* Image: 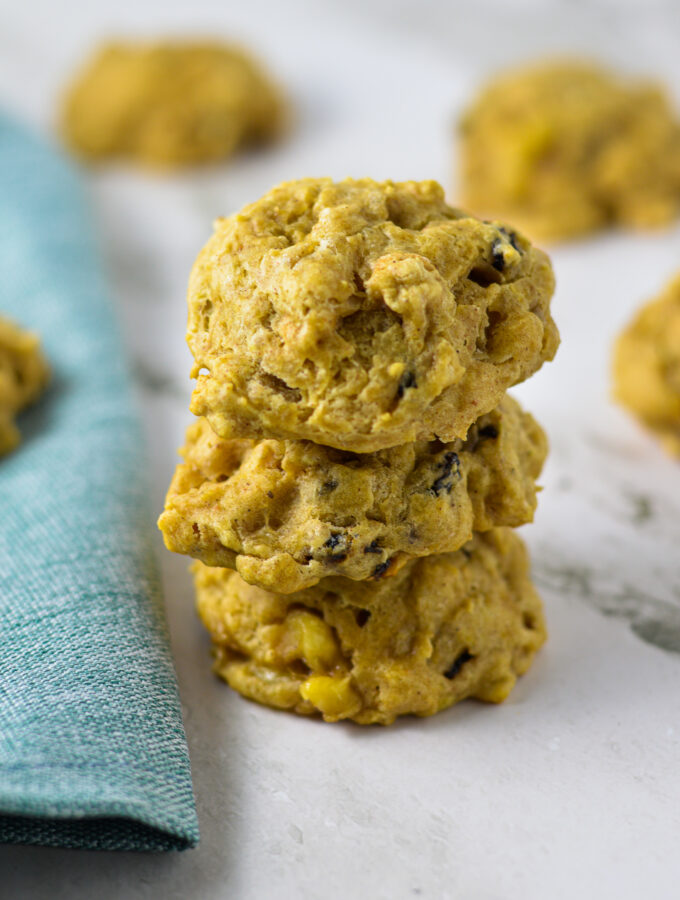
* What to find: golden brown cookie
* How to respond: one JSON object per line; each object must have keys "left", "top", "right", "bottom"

{"left": 0, "top": 317, "right": 49, "bottom": 456}
{"left": 613, "top": 273, "right": 680, "bottom": 456}
{"left": 61, "top": 41, "right": 286, "bottom": 168}
{"left": 194, "top": 527, "right": 546, "bottom": 725}
{"left": 459, "top": 60, "right": 680, "bottom": 240}
{"left": 187, "top": 178, "right": 558, "bottom": 452}
{"left": 160, "top": 395, "right": 546, "bottom": 592}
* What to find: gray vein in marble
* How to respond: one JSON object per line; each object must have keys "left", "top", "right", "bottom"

{"left": 534, "top": 560, "right": 680, "bottom": 655}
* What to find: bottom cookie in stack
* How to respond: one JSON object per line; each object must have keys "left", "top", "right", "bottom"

{"left": 194, "top": 527, "right": 546, "bottom": 725}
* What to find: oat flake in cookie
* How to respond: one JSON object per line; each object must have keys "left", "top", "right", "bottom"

{"left": 194, "top": 528, "right": 546, "bottom": 725}
{"left": 160, "top": 396, "right": 547, "bottom": 592}
{"left": 187, "top": 178, "right": 558, "bottom": 452}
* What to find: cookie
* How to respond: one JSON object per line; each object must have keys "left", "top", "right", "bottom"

{"left": 160, "top": 395, "right": 546, "bottom": 592}
{"left": 187, "top": 177, "right": 558, "bottom": 452}
{"left": 0, "top": 317, "right": 49, "bottom": 456}
{"left": 61, "top": 41, "right": 286, "bottom": 167}
{"left": 459, "top": 60, "right": 680, "bottom": 240}
{"left": 194, "top": 527, "right": 545, "bottom": 725}
{"left": 613, "top": 273, "right": 680, "bottom": 456}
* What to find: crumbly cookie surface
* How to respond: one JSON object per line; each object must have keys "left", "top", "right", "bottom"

{"left": 188, "top": 178, "right": 558, "bottom": 451}
{"left": 160, "top": 395, "right": 546, "bottom": 592}
{"left": 613, "top": 274, "right": 680, "bottom": 456}
{"left": 195, "top": 527, "right": 545, "bottom": 725}
{"left": 459, "top": 60, "right": 680, "bottom": 240}
{"left": 0, "top": 317, "right": 49, "bottom": 456}
{"left": 61, "top": 41, "right": 285, "bottom": 167}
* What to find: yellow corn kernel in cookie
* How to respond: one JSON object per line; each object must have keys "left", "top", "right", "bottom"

{"left": 300, "top": 675, "right": 361, "bottom": 720}
{"left": 275, "top": 609, "right": 341, "bottom": 672}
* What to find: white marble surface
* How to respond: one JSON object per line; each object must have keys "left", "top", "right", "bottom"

{"left": 1, "top": 1, "right": 680, "bottom": 897}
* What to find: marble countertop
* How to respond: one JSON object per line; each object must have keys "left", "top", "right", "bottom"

{"left": 1, "top": 1, "right": 679, "bottom": 897}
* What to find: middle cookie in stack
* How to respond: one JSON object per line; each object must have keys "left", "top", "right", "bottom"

{"left": 159, "top": 177, "right": 559, "bottom": 725}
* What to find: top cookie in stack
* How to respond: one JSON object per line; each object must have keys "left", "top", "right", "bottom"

{"left": 186, "top": 178, "right": 558, "bottom": 451}
{"left": 160, "top": 178, "right": 559, "bottom": 724}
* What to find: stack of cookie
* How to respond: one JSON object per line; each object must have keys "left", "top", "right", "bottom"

{"left": 159, "top": 178, "right": 559, "bottom": 724}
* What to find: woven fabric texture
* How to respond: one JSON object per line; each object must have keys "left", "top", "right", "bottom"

{"left": 0, "top": 116, "right": 199, "bottom": 852}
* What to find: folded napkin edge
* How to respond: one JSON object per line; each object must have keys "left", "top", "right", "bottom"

{"left": 0, "top": 790, "right": 199, "bottom": 847}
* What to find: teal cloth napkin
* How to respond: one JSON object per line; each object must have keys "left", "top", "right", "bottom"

{"left": 0, "top": 117, "right": 199, "bottom": 851}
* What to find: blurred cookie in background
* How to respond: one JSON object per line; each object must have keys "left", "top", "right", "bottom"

{"left": 0, "top": 316, "right": 49, "bottom": 456}
{"left": 613, "top": 273, "right": 680, "bottom": 457}
{"left": 458, "top": 60, "right": 680, "bottom": 241}
{"left": 61, "top": 40, "right": 287, "bottom": 168}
